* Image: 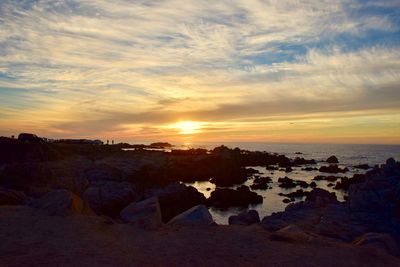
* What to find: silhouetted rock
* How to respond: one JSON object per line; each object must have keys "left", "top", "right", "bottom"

{"left": 319, "top": 165, "right": 348, "bottom": 174}
{"left": 0, "top": 187, "right": 26, "bottom": 205}
{"left": 292, "top": 157, "right": 317, "bottom": 165}
{"left": 168, "top": 205, "right": 213, "bottom": 226}
{"left": 353, "top": 164, "right": 371, "bottom": 170}
{"left": 334, "top": 174, "right": 366, "bottom": 191}
{"left": 250, "top": 177, "right": 272, "bottom": 190}
{"left": 302, "top": 167, "right": 318, "bottom": 171}
{"left": 313, "top": 175, "right": 341, "bottom": 182}
{"left": 207, "top": 185, "right": 263, "bottom": 208}
{"left": 156, "top": 184, "right": 206, "bottom": 223}
{"left": 30, "top": 189, "right": 85, "bottom": 215}
{"left": 84, "top": 164, "right": 122, "bottom": 182}
{"left": 280, "top": 189, "right": 310, "bottom": 199}
{"left": 278, "top": 177, "right": 297, "bottom": 188}
{"left": 83, "top": 181, "right": 139, "bottom": 216}
{"left": 326, "top": 155, "right": 339, "bottom": 164}
{"left": 354, "top": 232, "right": 400, "bottom": 257}
{"left": 285, "top": 167, "right": 293, "bottom": 173}
{"left": 229, "top": 210, "right": 260, "bottom": 225}
{"left": 120, "top": 197, "right": 162, "bottom": 230}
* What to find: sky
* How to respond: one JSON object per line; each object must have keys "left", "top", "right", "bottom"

{"left": 0, "top": 0, "right": 399, "bottom": 144}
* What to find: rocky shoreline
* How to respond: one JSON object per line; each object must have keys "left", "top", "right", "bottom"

{"left": 0, "top": 137, "right": 399, "bottom": 265}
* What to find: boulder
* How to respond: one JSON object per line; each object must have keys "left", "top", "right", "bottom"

{"left": 353, "top": 164, "right": 371, "bottom": 170}
{"left": 305, "top": 188, "right": 339, "bottom": 207}
{"left": 30, "top": 189, "right": 85, "bottom": 215}
{"left": 83, "top": 181, "right": 139, "bottom": 216}
{"left": 354, "top": 233, "right": 400, "bottom": 257}
{"left": 228, "top": 210, "right": 260, "bottom": 225}
{"left": 84, "top": 163, "right": 122, "bottom": 182}
{"left": 319, "top": 165, "right": 348, "bottom": 174}
{"left": 207, "top": 185, "right": 263, "bottom": 208}
{"left": 326, "top": 155, "right": 339, "bottom": 164}
{"left": 0, "top": 187, "right": 26, "bottom": 205}
{"left": 250, "top": 177, "right": 272, "bottom": 190}
{"left": 168, "top": 205, "right": 213, "bottom": 226}
{"left": 278, "top": 177, "right": 297, "bottom": 188}
{"left": 120, "top": 197, "right": 162, "bottom": 230}
{"left": 156, "top": 184, "right": 206, "bottom": 223}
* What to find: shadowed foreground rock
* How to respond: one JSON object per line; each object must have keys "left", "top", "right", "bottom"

{"left": 0, "top": 187, "right": 26, "bottom": 205}
{"left": 30, "top": 189, "right": 86, "bottom": 215}
{"left": 120, "top": 197, "right": 162, "bottom": 230}
{"left": 229, "top": 210, "right": 260, "bottom": 225}
{"left": 168, "top": 205, "right": 213, "bottom": 226}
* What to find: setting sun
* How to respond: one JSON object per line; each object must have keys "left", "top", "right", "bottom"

{"left": 173, "top": 121, "right": 203, "bottom": 135}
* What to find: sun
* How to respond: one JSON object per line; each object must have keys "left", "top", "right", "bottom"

{"left": 173, "top": 121, "right": 203, "bottom": 134}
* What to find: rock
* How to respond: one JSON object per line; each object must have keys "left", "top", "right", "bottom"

{"left": 326, "top": 155, "right": 339, "bottom": 164}
{"left": 306, "top": 188, "right": 339, "bottom": 207}
{"left": 354, "top": 233, "right": 400, "bottom": 257}
{"left": 83, "top": 181, "right": 139, "bottom": 216}
{"left": 282, "top": 198, "right": 293, "bottom": 203}
{"left": 250, "top": 177, "right": 272, "bottom": 190}
{"left": 120, "top": 197, "right": 162, "bottom": 230}
{"left": 334, "top": 174, "right": 365, "bottom": 191}
{"left": 84, "top": 163, "right": 122, "bottom": 182}
{"left": 0, "top": 187, "right": 26, "bottom": 205}
{"left": 285, "top": 167, "right": 293, "bottom": 173}
{"left": 319, "top": 165, "right": 348, "bottom": 174}
{"left": 276, "top": 224, "right": 313, "bottom": 242}
{"left": 353, "top": 164, "right": 371, "bottom": 170}
{"left": 278, "top": 177, "right": 297, "bottom": 188}
{"left": 30, "top": 189, "right": 85, "bottom": 215}
{"left": 228, "top": 210, "right": 260, "bottom": 225}
{"left": 292, "top": 157, "right": 317, "bottom": 165}
{"left": 168, "top": 205, "right": 213, "bottom": 226}
{"left": 309, "top": 182, "right": 317, "bottom": 188}
{"left": 266, "top": 165, "right": 279, "bottom": 171}
{"left": 302, "top": 167, "right": 317, "bottom": 171}
{"left": 281, "top": 189, "right": 310, "bottom": 199}
{"left": 157, "top": 184, "right": 206, "bottom": 223}
{"left": 207, "top": 185, "right": 263, "bottom": 208}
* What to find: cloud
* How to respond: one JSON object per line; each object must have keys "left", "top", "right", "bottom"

{"left": 0, "top": 0, "right": 399, "bottom": 142}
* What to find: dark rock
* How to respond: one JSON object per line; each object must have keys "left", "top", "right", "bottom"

{"left": 83, "top": 181, "right": 139, "bottom": 216}
{"left": 206, "top": 187, "right": 211, "bottom": 191}
{"left": 278, "top": 177, "right": 297, "bottom": 188}
{"left": 354, "top": 233, "right": 400, "bottom": 257}
{"left": 305, "top": 188, "right": 339, "bottom": 207}
{"left": 334, "top": 174, "right": 365, "bottom": 191}
{"left": 228, "top": 210, "right": 260, "bottom": 225}
{"left": 120, "top": 197, "right": 162, "bottom": 230}
{"left": 319, "top": 165, "right": 348, "bottom": 174}
{"left": 326, "top": 155, "right": 339, "bottom": 164}
{"left": 309, "top": 182, "right": 317, "bottom": 188}
{"left": 292, "top": 157, "right": 317, "bottom": 165}
{"left": 157, "top": 184, "right": 206, "bottom": 223}
{"left": 285, "top": 167, "right": 293, "bottom": 173}
{"left": 266, "top": 165, "right": 279, "bottom": 171}
{"left": 84, "top": 163, "right": 122, "bottom": 182}
{"left": 30, "top": 189, "right": 85, "bottom": 215}
{"left": 353, "top": 164, "right": 371, "bottom": 170}
{"left": 207, "top": 185, "right": 263, "bottom": 208}
{"left": 281, "top": 189, "right": 310, "bottom": 199}
{"left": 0, "top": 187, "right": 26, "bottom": 205}
{"left": 168, "top": 205, "right": 213, "bottom": 226}
{"left": 283, "top": 198, "right": 292, "bottom": 203}
{"left": 250, "top": 177, "right": 272, "bottom": 190}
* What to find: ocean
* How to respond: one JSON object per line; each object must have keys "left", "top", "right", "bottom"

{"left": 183, "top": 143, "right": 400, "bottom": 224}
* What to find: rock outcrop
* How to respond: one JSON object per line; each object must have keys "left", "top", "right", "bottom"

{"left": 83, "top": 181, "right": 139, "bottom": 216}
{"left": 0, "top": 187, "right": 26, "bottom": 205}
{"left": 228, "top": 210, "right": 260, "bottom": 225}
{"left": 120, "top": 197, "right": 162, "bottom": 230}
{"left": 168, "top": 205, "right": 213, "bottom": 226}
{"left": 207, "top": 185, "right": 263, "bottom": 208}
{"left": 326, "top": 155, "right": 339, "bottom": 164}
{"left": 30, "top": 189, "right": 85, "bottom": 215}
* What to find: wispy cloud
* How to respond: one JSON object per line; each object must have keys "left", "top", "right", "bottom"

{"left": 0, "top": 0, "right": 399, "bottom": 143}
